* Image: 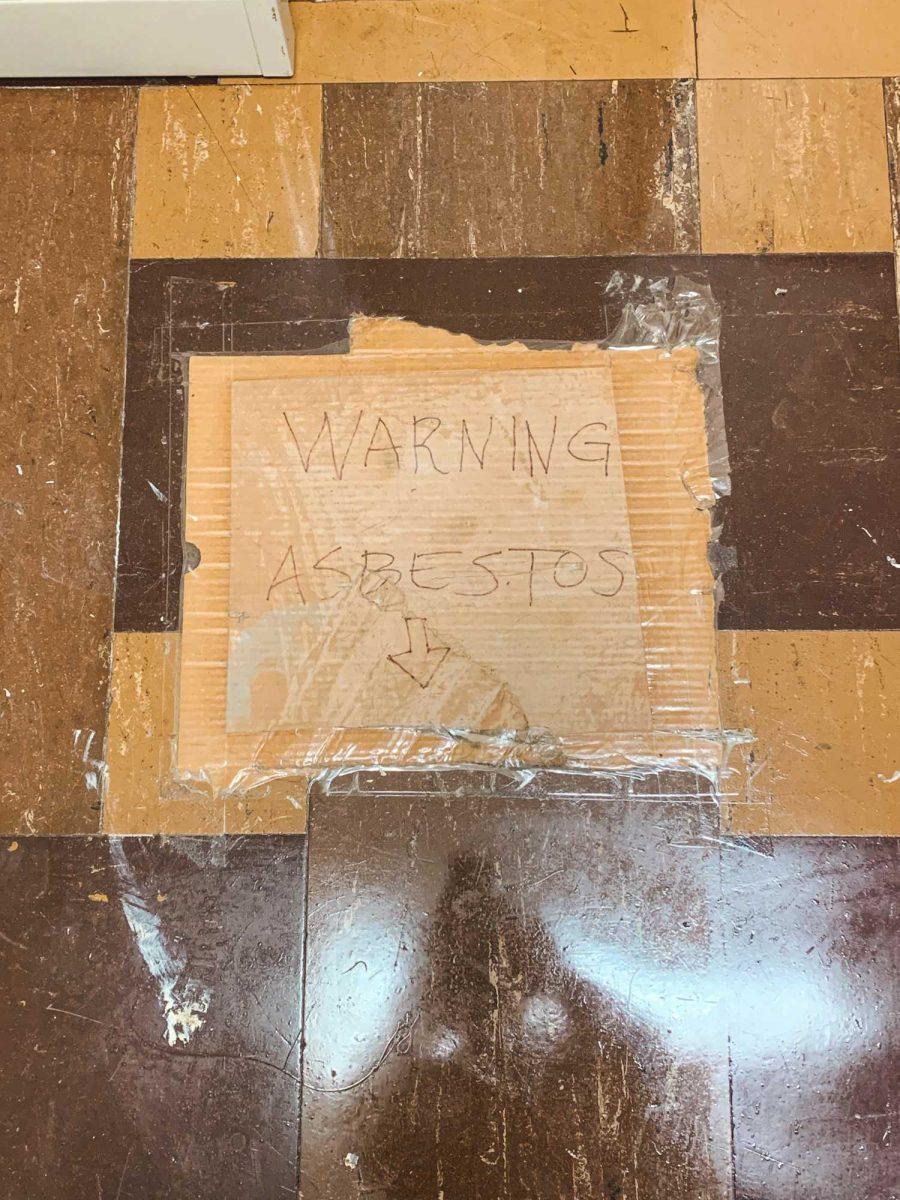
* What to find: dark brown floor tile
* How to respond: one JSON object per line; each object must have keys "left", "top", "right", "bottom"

{"left": 0, "top": 87, "right": 137, "bottom": 833}
{"left": 118, "top": 254, "right": 899, "bottom": 633}
{"left": 0, "top": 834, "right": 306, "bottom": 1199}
{"left": 320, "top": 81, "right": 699, "bottom": 258}
{"left": 724, "top": 837, "right": 900, "bottom": 1200}
{"left": 708, "top": 255, "right": 900, "bottom": 630}
{"left": 302, "top": 772, "right": 731, "bottom": 1199}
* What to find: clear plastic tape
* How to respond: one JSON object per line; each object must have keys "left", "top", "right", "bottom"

{"left": 164, "top": 273, "right": 735, "bottom": 800}
{"left": 602, "top": 272, "right": 729, "bottom": 499}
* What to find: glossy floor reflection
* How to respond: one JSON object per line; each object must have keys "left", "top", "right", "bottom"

{"left": 725, "top": 837, "right": 899, "bottom": 1200}
{"left": 0, "top": 836, "right": 306, "bottom": 1199}
{"left": 302, "top": 772, "right": 899, "bottom": 1200}
{"left": 302, "top": 773, "right": 731, "bottom": 1199}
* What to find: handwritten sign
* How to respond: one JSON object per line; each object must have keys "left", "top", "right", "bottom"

{"left": 227, "top": 361, "right": 652, "bottom": 738}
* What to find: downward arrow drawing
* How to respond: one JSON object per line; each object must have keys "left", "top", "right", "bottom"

{"left": 387, "top": 617, "right": 450, "bottom": 688}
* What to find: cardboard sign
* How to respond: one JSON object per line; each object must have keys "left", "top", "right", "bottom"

{"left": 227, "top": 360, "right": 652, "bottom": 738}
{"left": 173, "top": 319, "right": 720, "bottom": 783}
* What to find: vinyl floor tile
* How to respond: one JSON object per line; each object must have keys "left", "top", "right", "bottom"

{"left": 302, "top": 772, "right": 731, "bottom": 1200}
{"left": 0, "top": 835, "right": 306, "bottom": 1200}
{"left": 321, "top": 80, "right": 699, "bottom": 257}
{"left": 724, "top": 836, "right": 900, "bottom": 1200}
{"left": 698, "top": 79, "right": 892, "bottom": 254}
{"left": 720, "top": 630, "right": 900, "bottom": 836}
{"left": 302, "top": 772, "right": 900, "bottom": 1197}
{"left": 132, "top": 84, "right": 321, "bottom": 258}
{"left": 243, "top": 0, "right": 697, "bottom": 84}
{"left": 0, "top": 87, "right": 137, "bottom": 835}
{"left": 696, "top": 0, "right": 900, "bottom": 78}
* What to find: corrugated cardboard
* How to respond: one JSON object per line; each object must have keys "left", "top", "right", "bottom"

{"left": 228, "top": 357, "right": 649, "bottom": 737}
{"left": 176, "top": 319, "right": 721, "bottom": 785}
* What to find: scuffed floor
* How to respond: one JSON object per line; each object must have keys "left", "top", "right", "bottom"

{"left": 1, "top": 4, "right": 899, "bottom": 1196}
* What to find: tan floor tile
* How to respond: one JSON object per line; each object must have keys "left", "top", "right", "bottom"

{"left": 698, "top": 79, "right": 892, "bottom": 253}
{"left": 234, "top": 0, "right": 696, "bottom": 84}
{"left": 720, "top": 630, "right": 900, "bottom": 837}
{"left": 104, "top": 632, "right": 308, "bottom": 835}
{"left": 132, "top": 84, "right": 321, "bottom": 258}
{"left": 103, "top": 631, "right": 205, "bottom": 835}
{"left": 697, "top": 0, "right": 900, "bottom": 78}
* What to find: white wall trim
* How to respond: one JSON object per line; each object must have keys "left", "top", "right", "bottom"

{"left": 0, "top": 0, "right": 295, "bottom": 78}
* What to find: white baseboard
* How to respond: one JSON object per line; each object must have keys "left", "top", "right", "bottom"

{"left": 0, "top": 0, "right": 295, "bottom": 77}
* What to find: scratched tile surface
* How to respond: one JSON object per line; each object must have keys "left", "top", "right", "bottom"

{"left": 724, "top": 837, "right": 900, "bottom": 1200}
{"left": 132, "top": 84, "right": 321, "bottom": 258}
{"left": 0, "top": 87, "right": 137, "bottom": 835}
{"left": 237, "top": 0, "right": 698, "bottom": 84}
{"left": 302, "top": 774, "right": 900, "bottom": 1199}
{"left": 884, "top": 78, "right": 900, "bottom": 314}
{"left": 698, "top": 79, "right": 893, "bottom": 254}
{"left": 302, "top": 773, "right": 733, "bottom": 1200}
{"left": 710, "top": 254, "right": 900, "bottom": 631}
{"left": 320, "top": 81, "right": 699, "bottom": 257}
{"left": 696, "top": 0, "right": 900, "bottom": 79}
{"left": 720, "top": 631, "right": 900, "bottom": 836}
{"left": 0, "top": 835, "right": 306, "bottom": 1200}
